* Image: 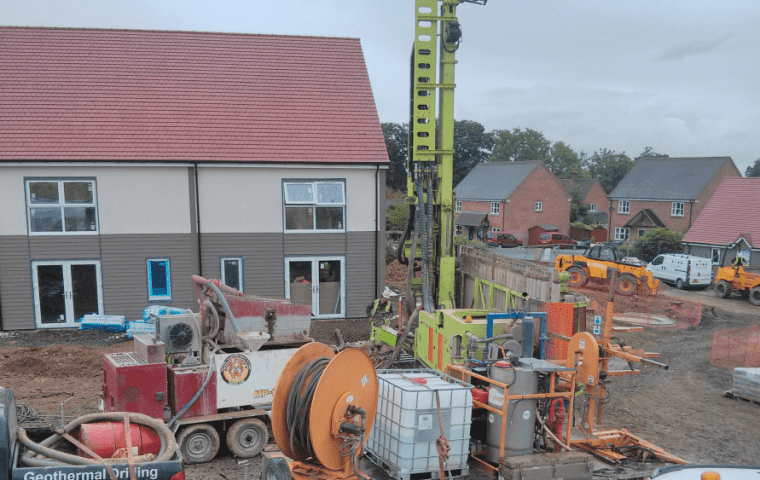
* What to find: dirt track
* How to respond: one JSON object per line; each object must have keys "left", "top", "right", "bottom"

{"left": 1, "top": 280, "right": 759, "bottom": 478}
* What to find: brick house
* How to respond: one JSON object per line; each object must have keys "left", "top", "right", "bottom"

{"left": 683, "top": 178, "right": 760, "bottom": 268}
{"left": 558, "top": 173, "right": 609, "bottom": 225}
{"left": 608, "top": 157, "right": 741, "bottom": 241}
{"left": 454, "top": 161, "right": 571, "bottom": 245}
{"left": 0, "top": 27, "right": 388, "bottom": 330}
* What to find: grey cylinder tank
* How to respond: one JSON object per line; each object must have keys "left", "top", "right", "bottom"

{"left": 485, "top": 362, "right": 539, "bottom": 462}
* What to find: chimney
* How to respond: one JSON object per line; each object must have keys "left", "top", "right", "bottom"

{"left": 570, "top": 170, "right": 578, "bottom": 181}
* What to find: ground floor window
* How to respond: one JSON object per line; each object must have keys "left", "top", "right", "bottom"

{"left": 221, "top": 257, "right": 243, "bottom": 291}
{"left": 711, "top": 248, "right": 721, "bottom": 265}
{"left": 614, "top": 227, "right": 629, "bottom": 241}
{"left": 638, "top": 229, "right": 646, "bottom": 236}
{"left": 147, "top": 258, "right": 171, "bottom": 302}
{"left": 32, "top": 260, "right": 103, "bottom": 327}
{"left": 456, "top": 225, "right": 463, "bottom": 236}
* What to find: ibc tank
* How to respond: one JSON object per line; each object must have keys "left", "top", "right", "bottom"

{"left": 485, "top": 361, "right": 538, "bottom": 461}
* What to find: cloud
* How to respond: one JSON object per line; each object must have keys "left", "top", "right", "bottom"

{"left": 656, "top": 34, "right": 734, "bottom": 62}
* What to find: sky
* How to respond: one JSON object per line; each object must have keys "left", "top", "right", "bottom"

{"left": 4, "top": 0, "right": 759, "bottom": 174}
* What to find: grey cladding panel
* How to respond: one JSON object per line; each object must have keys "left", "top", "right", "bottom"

{"left": 99, "top": 234, "right": 196, "bottom": 319}
{"left": 29, "top": 236, "right": 101, "bottom": 259}
{"left": 0, "top": 236, "right": 35, "bottom": 330}
{"left": 284, "top": 234, "right": 347, "bottom": 255}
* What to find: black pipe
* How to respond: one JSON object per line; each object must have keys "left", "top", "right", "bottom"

{"left": 375, "top": 166, "right": 379, "bottom": 297}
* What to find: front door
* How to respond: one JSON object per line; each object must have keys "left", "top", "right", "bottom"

{"left": 32, "top": 260, "right": 103, "bottom": 327}
{"left": 284, "top": 257, "right": 345, "bottom": 319}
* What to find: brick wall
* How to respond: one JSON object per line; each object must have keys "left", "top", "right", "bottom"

{"left": 584, "top": 181, "right": 608, "bottom": 215}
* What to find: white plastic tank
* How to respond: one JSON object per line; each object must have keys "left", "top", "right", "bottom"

{"left": 366, "top": 370, "right": 473, "bottom": 479}
{"left": 485, "top": 361, "right": 538, "bottom": 461}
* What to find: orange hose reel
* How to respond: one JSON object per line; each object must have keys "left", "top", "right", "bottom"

{"left": 271, "top": 343, "right": 378, "bottom": 478}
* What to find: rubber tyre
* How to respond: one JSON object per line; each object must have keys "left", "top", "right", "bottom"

{"left": 177, "top": 424, "right": 220, "bottom": 464}
{"left": 263, "top": 457, "right": 293, "bottom": 480}
{"left": 715, "top": 280, "right": 732, "bottom": 299}
{"left": 226, "top": 417, "right": 268, "bottom": 458}
{"left": 750, "top": 286, "right": 760, "bottom": 306}
{"left": 675, "top": 278, "right": 685, "bottom": 290}
{"left": 616, "top": 275, "right": 638, "bottom": 296}
{"left": 566, "top": 266, "right": 589, "bottom": 288}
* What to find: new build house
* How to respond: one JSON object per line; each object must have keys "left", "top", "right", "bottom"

{"left": 454, "top": 161, "right": 571, "bottom": 245}
{"left": 608, "top": 157, "right": 740, "bottom": 241}
{"left": 0, "top": 27, "right": 388, "bottom": 330}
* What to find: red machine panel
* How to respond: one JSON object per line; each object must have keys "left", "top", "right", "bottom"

{"left": 102, "top": 352, "right": 167, "bottom": 420}
{"left": 169, "top": 365, "right": 217, "bottom": 419}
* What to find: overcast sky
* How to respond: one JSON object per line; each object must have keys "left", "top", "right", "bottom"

{"left": 4, "top": 0, "right": 758, "bottom": 174}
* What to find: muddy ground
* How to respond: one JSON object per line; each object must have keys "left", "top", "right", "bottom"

{"left": 1, "top": 276, "right": 759, "bottom": 479}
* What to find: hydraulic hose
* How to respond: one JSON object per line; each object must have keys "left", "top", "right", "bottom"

{"left": 416, "top": 180, "right": 433, "bottom": 312}
{"left": 397, "top": 204, "right": 416, "bottom": 265}
{"left": 286, "top": 357, "right": 331, "bottom": 459}
{"left": 19, "top": 412, "right": 177, "bottom": 466}
{"left": 202, "top": 299, "right": 220, "bottom": 339}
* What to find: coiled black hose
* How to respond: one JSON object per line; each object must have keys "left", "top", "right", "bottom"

{"left": 286, "top": 356, "right": 330, "bottom": 459}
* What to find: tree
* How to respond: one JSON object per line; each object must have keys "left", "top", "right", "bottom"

{"left": 745, "top": 158, "right": 760, "bottom": 177}
{"left": 638, "top": 146, "right": 668, "bottom": 158}
{"left": 385, "top": 196, "right": 409, "bottom": 231}
{"left": 548, "top": 141, "right": 588, "bottom": 179}
{"left": 633, "top": 228, "right": 683, "bottom": 263}
{"left": 453, "top": 120, "right": 492, "bottom": 187}
{"left": 490, "top": 128, "right": 551, "bottom": 164}
{"left": 568, "top": 185, "right": 589, "bottom": 223}
{"left": 584, "top": 148, "right": 634, "bottom": 193}
{"left": 381, "top": 123, "right": 409, "bottom": 190}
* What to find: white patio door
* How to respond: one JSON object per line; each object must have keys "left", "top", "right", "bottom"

{"left": 32, "top": 260, "right": 104, "bottom": 327}
{"left": 284, "top": 256, "right": 345, "bottom": 319}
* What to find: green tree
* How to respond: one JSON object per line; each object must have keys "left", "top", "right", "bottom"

{"left": 745, "top": 158, "right": 760, "bottom": 177}
{"left": 633, "top": 228, "right": 683, "bottom": 263}
{"left": 453, "top": 120, "right": 492, "bottom": 187}
{"left": 638, "top": 146, "right": 668, "bottom": 158}
{"left": 549, "top": 141, "right": 588, "bottom": 179}
{"left": 490, "top": 128, "right": 551, "bottom": 164}
{"left": 385, "top": 196, "right": 409, "bottom": 231}
{"left": 568, "top": 185, "right": 589, "bottom": 223}
{"left": 584, "top": 148, "right": 634, "bottom": 193}
{"left": 381, "top": 123, "right": 409, "bottom": 190}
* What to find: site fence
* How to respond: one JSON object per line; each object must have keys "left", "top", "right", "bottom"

{"left": 711, "top": 325, "right": 760, "bottom": 369}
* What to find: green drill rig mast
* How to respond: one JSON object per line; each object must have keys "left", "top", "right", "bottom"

{"left": 403, "top": 0, "right": 486, "bottom": 312}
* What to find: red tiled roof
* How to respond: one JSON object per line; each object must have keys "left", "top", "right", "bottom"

{"left": 683, "top": 177, "right": 760, "bottom": 247}
{"left": 0, "top": 27, "right": 388, "bottom": 164}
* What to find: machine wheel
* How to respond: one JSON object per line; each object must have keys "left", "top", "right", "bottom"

{"left": 263, "top": 456, "right": 293, "bottom": 480}
{"left": 177, "top": 423, "right": 220, "bottom": 464}
{"left": 226, "top": 417, "right": 268, "bottom": 458}
{"left": 616, "top": 274, "right": 638, "bottom": 296}
{"left": 675, "top": 278, "right": 685, "bottom": 290}
{"left": 566, "top": 266, "right": 588, "bottom": 288}
{"left": 715, "top": 280, "right": 732, "bottom": 299}
{"left": 750, "top": 286, "right": 760, "bottom": 306}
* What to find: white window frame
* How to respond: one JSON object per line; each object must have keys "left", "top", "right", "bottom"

{"left": 588, "top": 203, "right": 597, "bottom": 212}
{"left": 614, "top": 227, "right": 630, "bottom": 241}
{"left": 488, "top": 227, "right": 500, "bottom": 233}
{"left": 147, "top": 258, "right": 172, "bottom": 302}
{"left": 455, "top": 201, "right": 462, "bottom": 213}
{"left": 671, "top": 202, "right": 684, "bottom": 217}
{"left": 25, "top": 179, "right": 99, "bottom": 235}
{"left": 490, "top": 202, "right": 500, "bottom": 215}
{"left": 535, "top": 202, "right": 543, "bottom": 212}
{"left": 455, "top": 225, "right": 463, "bottom": 236}
{"left": 618, "top": 200, "right": 630, "bottom": 214}
{"left": 220, "top": 257, "right": 244, "bottom": 292}
{"left": 283, "top": 180, "right": 346, "bottom": 233}
{"left": 711, "top": 248, "right": 721, "bottom": 266}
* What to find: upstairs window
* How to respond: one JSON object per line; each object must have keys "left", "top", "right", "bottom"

{"left": 588, "top": 203, "right": 597, "bottom": 212}
{"left": 535, "top": 202, "right": 543, "bottom": 212}
{"left": 455, "top": 201, "right": 462, "bottom": 213}
{"left": 284, "top": 181, "right": 345, "bottom": 232}
{"left": 26, "top": 179, "right": 98, "bottom": 234}
{"left": 490, "top": 202, "right": 500, "bottom": 215}
{"left": 671, "top": 202, "right": 684, "bottom": 217}
{"left": 618, "top": 200, "right": 630, "bottom": 214}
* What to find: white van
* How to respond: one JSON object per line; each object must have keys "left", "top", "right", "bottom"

{"left": 645, "top": 254, "right": 713, "bottom": 289}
